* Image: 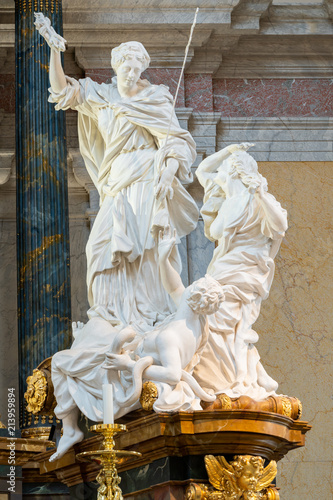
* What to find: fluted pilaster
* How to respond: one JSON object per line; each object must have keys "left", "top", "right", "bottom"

{"left": 15, "top": 0, "right": 71, "bottom": 430}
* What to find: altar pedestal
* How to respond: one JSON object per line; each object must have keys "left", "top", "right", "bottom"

{"left": 27, "top": 410, "right": 311, "bottom": 499}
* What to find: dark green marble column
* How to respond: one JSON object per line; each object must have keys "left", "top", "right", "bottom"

{"left": 15, "top": 0, "right": 71, "bottom": 431}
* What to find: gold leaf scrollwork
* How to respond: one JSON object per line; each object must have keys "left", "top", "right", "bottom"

{"left": 25, "top": 369, "right": 48, "bottom": 414}
{"left": 24, "top": 358, "right": 56, "bottom": 416}
{"left": 280, "top": 397, "right": 292, "bottom": 418}
{"left": 186, "top": 455, "right": 280, "bottom": 499}
{"left": 217, "top": 393, "right": 232, "bottom": 410}
{"left": 294, "top": 397, "right": 303, "bottom": 419}
{"left": 140, "top": 381, "right": 158, "bottom": 411}
{"left": 185, "top": 482, "right": 208, "bottom": 499}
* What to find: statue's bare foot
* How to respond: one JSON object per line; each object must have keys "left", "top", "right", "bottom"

{"left": 49, "top": 427, "right": 84, "bottom": 462}
{"left": 257, "top": 363, "right": 278, "bottom": 393}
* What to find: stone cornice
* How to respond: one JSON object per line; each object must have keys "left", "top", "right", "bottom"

{"left": 219, "top": 116, "right": 333, "bottom": 130}
{"left": 214, "top": 35, "right": 333, "bottom": 78}
{"left": 1, "top": 2, "right": 333, "bottom": 75}
{"left": 260, "top": 4, "right": 333, "bottom": 35}
{"left": 75, "top": 46, "right": 198, "bottom": 70}
{"left": 231, "top": 0, "right": 272, "bottom": 32}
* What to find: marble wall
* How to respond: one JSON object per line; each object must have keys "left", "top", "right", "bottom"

{"left": 180, "top": 159, "right": 333, "bottom": 499}
{"left": 255, "top": 161, "right": 333, "bottom": 499}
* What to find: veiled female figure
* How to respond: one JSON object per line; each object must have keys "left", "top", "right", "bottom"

{"left": 194, "top": 144, "right": 288, "bottom": 399}
{"left": 47, "top": 39, "right": 198, "bottom": 332}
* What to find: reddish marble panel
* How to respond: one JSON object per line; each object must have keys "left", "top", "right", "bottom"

{"left": 185, "top": 74, "right": 213, "bottom": 112}
{"left": 0, "top": 74, "right": 15, "bottom": 113}
{"left": 213, "top": 78, "right": 333, "bottom": 117}
{"left": 85, "top": 68, "right": 113, "bottom": 84}
{"left": 85, "top": 68, "right": 184, "bottom": 105}
{"left": 142, "top": 68, "right": 184, "bottom": 106}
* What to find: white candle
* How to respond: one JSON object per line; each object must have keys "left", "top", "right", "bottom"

{"left": 102, "top": 384, "right": 114, "bottom": 424}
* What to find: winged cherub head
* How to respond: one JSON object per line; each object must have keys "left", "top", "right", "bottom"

{"left": 231, "top": 455, "right": 264, "bottom": 494}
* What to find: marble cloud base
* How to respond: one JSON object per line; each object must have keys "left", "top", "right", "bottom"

{"left": 27, "top": 409, "right": 311, "bottom": 499}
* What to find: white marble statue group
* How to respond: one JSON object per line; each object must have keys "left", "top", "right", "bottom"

{"left": 35, "top": 14, "right": 288, "bottom": 461}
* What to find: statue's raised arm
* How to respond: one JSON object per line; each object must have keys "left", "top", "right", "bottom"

{"left": 34, "top": 13, "right": 67, "bottom": 52}
{"left": 34, "top": 13, "right": 67, "bottom": 93}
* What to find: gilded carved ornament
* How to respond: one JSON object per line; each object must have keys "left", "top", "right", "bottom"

{"left": 217, "top": 394, "right": 232, "bottom": 410}
{"left": 25, "top": 369, "right": 48, "bottom": 414}
{"left": 140, "top": 381, "right": 158, "bottom": 411}
{"left": 24, "top": 357, "right": 56, "bottom": 416}
{"left": 186, "top": 455, "right": 279, "bottom": 500}
{"left": 280, "top": 397, "right": 292, "bottom": 418}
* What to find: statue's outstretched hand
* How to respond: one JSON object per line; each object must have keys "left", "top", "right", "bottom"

{"left": 103, "top": 352, "right": 133, "bottom": 372}
{"left": 34, "top": 12, "right": 67, "bottom": 52}
{"left": 158, "top": 225, "right": 177, "bottom": 263}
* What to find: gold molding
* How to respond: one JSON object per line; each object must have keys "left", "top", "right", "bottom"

{"left": 280, "top": 398, "right": 292, "bottom": 418}
{"left": 21, "top": 426, "right": 54, "bottom": 441}
{"left": 202, "top": 394, "right": 303, "bottom": 421}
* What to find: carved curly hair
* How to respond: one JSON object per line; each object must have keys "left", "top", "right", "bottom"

{"left": 186, "top": 275, "right": 224, "bottom": 315}
{"left": 231, "top": 455, "right": 264, "bottom": 477}
{"left": 111, "top": 41, "right": 150, "bottom": 73}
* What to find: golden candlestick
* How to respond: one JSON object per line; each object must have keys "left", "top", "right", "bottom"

{"left": 77, "top": 423, "right": 141, "bottom": 500}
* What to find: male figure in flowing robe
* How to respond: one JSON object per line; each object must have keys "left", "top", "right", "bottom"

{"left": 35, "top": 15, "right": 199, "bottom": 332}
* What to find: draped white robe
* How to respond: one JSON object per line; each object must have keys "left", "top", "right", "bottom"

{"left": 49, "top": 76, "right": 199, "bottom": 332}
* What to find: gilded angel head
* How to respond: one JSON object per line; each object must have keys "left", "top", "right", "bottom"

{"left": 204, "top": 454, "right": 278, "bottom": 500}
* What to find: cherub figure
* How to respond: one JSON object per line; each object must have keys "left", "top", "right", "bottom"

{"left": 96, "top": 470, "right": 108, "bottom": 500}
{"left": 96, "top": 470, "right": 123, "bottom": 500}
{"left": 204, "top": 454, "right": 278, "bottom": 500}
{"left": 103, "top": 226, "right": 224, "bottom": 409}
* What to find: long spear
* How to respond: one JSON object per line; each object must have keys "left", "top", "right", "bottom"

{"left": 127, "top": 7, "right": 200, "bottom": 324}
